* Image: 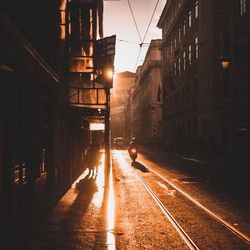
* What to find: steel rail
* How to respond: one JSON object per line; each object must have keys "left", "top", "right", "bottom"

{"left": 141, "top": 162, "right": 250, "bottom": 246}
{"left": 130, "top": 166, "right": 200, "bottom": 250}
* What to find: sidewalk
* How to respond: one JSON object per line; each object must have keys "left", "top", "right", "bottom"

{"left": 25, "top": 163, "right": 109, "bottom": 249}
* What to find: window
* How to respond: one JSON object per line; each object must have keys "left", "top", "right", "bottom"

{"left": 188, "top": 11, "right": 192, "bottom": 27}
{"left": 183, "top": 51, "right": 186, "bottom": 71}
{"left": 183, "top": 20, "right": 186, "bottom": 36}
{"left": 240, "top": 0, "right": 247, "bottom": 16}
{"left": 188, "top": 44, "right": 192, "bottom": 65}
{"left": 174, "top": 36, "right": 177, "bottom": 48}
{"left": 174, "top": 62, "right": 177, "bottom": 76}
{"left": 194, "top": 36, "right": 199, "bottom": 60}
{"left": 195, "top": 1, "right": 199, "bottom": 18}
{"left": 170, "top": 41, "right": 173, "bottom": 54}
{"left": 178, "top": 28, "right": 181, "bottom": 42}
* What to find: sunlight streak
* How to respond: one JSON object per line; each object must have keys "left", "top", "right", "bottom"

{"left": 114, "top": 150, "right": 130, "bottom": 167}
{"left": 106, "top": 159, "right": 116, "bottom": 249}
{"left": 92, "top": 153, "right": 105, "bottom": 209}
{"left": 71, "top": 168, "right": 90, "bottom": 189}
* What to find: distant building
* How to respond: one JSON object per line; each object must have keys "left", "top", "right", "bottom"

{"left": 158, "top": 0, "right": 250, "bottom": 161}
{"left": 132, "top": 39, "right": 163, "bottom": 145}
{"left": 111, "top": 71, "right": 135, "bottom": 139}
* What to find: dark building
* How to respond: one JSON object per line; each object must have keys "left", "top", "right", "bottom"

{"left": 0, "top": 0, "right": 104, "bottom": 244}
{"left": 158, "top": 0, "right": 250, "bottom": 164}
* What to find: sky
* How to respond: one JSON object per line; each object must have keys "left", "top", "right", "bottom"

{"left": 103, "top": 0, "right": 167, "bottom": 73}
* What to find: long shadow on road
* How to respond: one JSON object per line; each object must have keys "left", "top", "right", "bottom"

{"left": 132, "top": 161, "right": 149, "bottom": 173}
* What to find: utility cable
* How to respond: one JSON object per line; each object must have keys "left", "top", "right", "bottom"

{"left": 127, "top": 0, "right": 143, "bottom": 43}
{"left": 142, "top": 0, "right": 160, "bottom": 43}
{"left": 126, "top": 0, "right": 161, "bottom": 70}
{"left": 118, "top": 39, "right": 139, "bottom": 45}
{"left": 134, "top": 0, "right": 160, "bottom": 70}
{"left": 118, "top": 39, "right": 150, "bottom": 46}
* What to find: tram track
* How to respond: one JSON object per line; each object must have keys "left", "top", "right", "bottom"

{"left": 130, "top": 165, "right": 200, "bottom": 250}
{"left": 124, "top": 152, "right": 250, "bottom": 249}
{"left": 140, "top": 161, "right": 250, "bottom": 246}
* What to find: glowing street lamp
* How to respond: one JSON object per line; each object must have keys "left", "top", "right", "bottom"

{"left": 105, "top": 69, "right": 114, "bottom": 79}
{"left": 220, "top": 56, "right": 230, "bottom": 70}
{"left": 104, "top": 67, "right": 114, "bottom": 88}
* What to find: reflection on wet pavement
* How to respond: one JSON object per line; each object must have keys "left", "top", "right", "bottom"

{"left": 107, "top": 162, "right": 116, "bottom": 249}
{"left": 28, "top": 152, "right": 117, "bottom": 249}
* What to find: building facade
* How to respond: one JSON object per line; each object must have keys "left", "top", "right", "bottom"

{"left": 110, "top": 71, "right": 135, "bottom": 139}
{"left": 158, "top": 0, "right": 250, "bottom": 161}
{"left": 0, "top": 0, "right": 104, "bottom": 239}
{"left": 132, "top": 40, "right": 163, "bottom": 145}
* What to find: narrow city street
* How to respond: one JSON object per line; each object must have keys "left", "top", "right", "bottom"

{"left": 20, "top": 150, "right": 250, "bottom": 250}
{"left": 1, "top": 1, "right": 250, "bottom": 249}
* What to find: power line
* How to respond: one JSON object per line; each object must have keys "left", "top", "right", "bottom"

{"left": 126, "top": 0, "right": 161, "bottom": 70}
{"left": 127, "top": 0, "right": 142, "bottom": 43}
{"left": 142, "top": 0, "right": 160, "bottom": 43}
{"left": 118, "top": 39, "right": 150, "bottom": 46}
{"left": 118, "top": 39, "right": 139, "bottom": 45}
{"left": 133, "top": 0, "right": 160, "bottom": 70}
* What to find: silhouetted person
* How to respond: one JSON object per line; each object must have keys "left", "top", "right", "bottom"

{"left": 86, "top": 138, "right": 101, "bottom": 173}
{"left": 128, "top": 137, "right": 138, "bottom": 153}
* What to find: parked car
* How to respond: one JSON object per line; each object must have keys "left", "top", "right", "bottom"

{"left": 113, "top": 137, "right": 126, "bottom": 149}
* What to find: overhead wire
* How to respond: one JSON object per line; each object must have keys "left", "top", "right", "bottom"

{"left": 118, "top": 39, "right": 140, "bottom": 45}
{"left": 126, "top": 0, "right": 143, "bottom": 43}
{"left": 142, "top": 0, "right": 160, "bottom": 44}
{"left": 118, "top": 39, "right": 150, "bottom": 46}
{"left": 126, "top": 0, "right": 161, "bottom": 70}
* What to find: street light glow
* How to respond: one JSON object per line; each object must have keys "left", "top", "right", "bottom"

{"left": 220, "top": 56, "right": 230, "bottom": 70}
{"left": 106, "top": 69, "right": 114, "bottom": 79}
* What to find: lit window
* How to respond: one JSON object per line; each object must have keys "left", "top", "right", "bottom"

{"left": 174, "top": 37, "right": 177, "bottom": 48}
{"left": 195, "top": 1, "right": 199, "bottom": 18}
{"left": 183, "top": 20, "right": 186, "bottom": 36}
{"left": 188, "top": 44, "right": 192, "bottom": 65}
{"left": 188, "top": 11, "right": 192, "bottom": 27}
{"left": 194, "top": 36, "right": 199, "bottom": 60}
{"left": 240, "top": 0, "right": 247, "bottom": 16}
{"left": 178, "top": 28, "right": 181, "bottom": 42}
{"left": 183, "top": 51, "right": 186, "bottom": 71}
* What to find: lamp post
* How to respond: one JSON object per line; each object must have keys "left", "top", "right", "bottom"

{"left": 94, "top": 35, "right": 116, "bottom": 185}
{"left": 104, "top": 68, "right": 113, "bottom": 185}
